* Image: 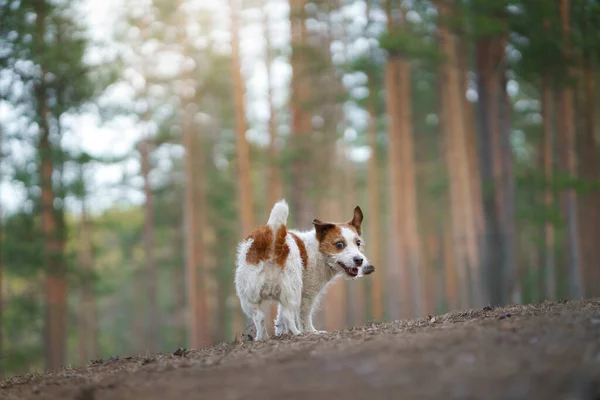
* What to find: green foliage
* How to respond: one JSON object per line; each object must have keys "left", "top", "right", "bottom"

{"left": 379, "top": 30, "right": 443, "bottom": 64}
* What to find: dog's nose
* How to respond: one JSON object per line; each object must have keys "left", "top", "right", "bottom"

{"left": 353, "top": 256, "right": 364, "bottom": 266}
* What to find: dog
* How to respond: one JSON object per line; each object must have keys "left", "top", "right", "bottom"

{"left": 235, "top": 199, "right": 375, "bottom": 340}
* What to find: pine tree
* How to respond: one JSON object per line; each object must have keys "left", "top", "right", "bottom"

{"left": 557, "top": 0, "right": 582, "bottom": 298}
{"left": 230, "top": 0, "right": 256, "bottom": 237}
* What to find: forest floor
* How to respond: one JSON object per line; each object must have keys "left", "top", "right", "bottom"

{"left": 2, "top": 298, "right": 600, "bottom": 400}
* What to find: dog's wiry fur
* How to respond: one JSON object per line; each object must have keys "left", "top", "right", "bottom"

{"left": 235, "top": 199, "right": 374, "bottom": 340}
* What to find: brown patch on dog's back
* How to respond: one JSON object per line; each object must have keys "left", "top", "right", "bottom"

{"left": 245, "top": 225, "right": 274, "bottom": 265}
{"left": 273, "top": 225, "right": 290, "bottom": 269}
{"left": 290, "top": 232, "right": 308, "bottom": 269}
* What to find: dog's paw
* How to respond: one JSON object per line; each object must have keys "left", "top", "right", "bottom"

{"left": 308, "top": 329, "right": 327, "bottom": 335}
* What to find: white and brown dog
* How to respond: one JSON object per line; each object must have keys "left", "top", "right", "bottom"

{"left": 235, "top": 199, "right": 375, "bottom": 340}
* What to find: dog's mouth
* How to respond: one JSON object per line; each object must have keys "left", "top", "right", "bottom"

{"left": 337, "top": 261, "right": 359, "bottom": 277}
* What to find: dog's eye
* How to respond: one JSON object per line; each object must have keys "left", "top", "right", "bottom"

{"left": 335, "top": 241, "right": 345, "bottom": 250}
{"left": 356, "top": 240, "right": 362, "bottom": 247}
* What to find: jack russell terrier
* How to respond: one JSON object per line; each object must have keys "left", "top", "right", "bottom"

{"left": 235, "top": 199, "right": 375, "bottom": 340}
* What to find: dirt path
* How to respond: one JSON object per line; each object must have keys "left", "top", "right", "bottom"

{"left": 2, "top": 299, "right": 600, "bottom": 400}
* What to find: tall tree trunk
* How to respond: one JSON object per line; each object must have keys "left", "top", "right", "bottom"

{"left": 77, "top": 186, "right": 95, "bottom": 366}
{"left": 364, "top": 0, "right": 384, "bottom": 322}
{"left": 0, "top": 131, "right": 3, "bottom": 376}
{"left": 263, "top": 3, "right": 282, "bottom": 207}
{"left": 36, "top": 0, "right": 67, "bottom": 370}
{"left": 557, "top": 0, "right": 582, "bottom": 298}
{"left": 140, "top": 138, "right": 159, "bottom": 351}
{"left": 182, "top": 101, "right": 205, "bottom": 348}
{"left": 174, "top": 221, "right": 187, "bottom": 345}
{"left": 366, "top": 91, "right": 384, "bottom": 320}
{"left": 459, "top": 30, "right": 484, "bottom": 241}
{"left": 577, "top": 53, "right": 599, "bottom": 298}
{"left": 289, "top": 0, "right": 313, "bottom": 228}
{"left": 384, "top": 1, "right": 412, "bottom": 319}
{"left": 396, "top": 52, "right": 424, "bottom": 317}
{"left": 458, "top": 35, "right": 485, "bottom": 303}
{"left": 0, "top": 125, "right": 3, "bottom": 373}
{"left": 475, "top": 32, "right": 513, "bottom": 306}
{"left": 541, "top": 73, "right": 556, "bottom": 300}
{"left": 230, "top": 0, "right": 255, "bottom": 237}
{"left": 438, "top": 2, "right": 481, "bottom": 308}
{"left": 176, "top": 0, "right": 209, "bottom": 348}
{"left": 193, "top": 132, "right": 212, "bottom": 344}
{"left": 499, "top": 62, "right": 519, "bottom": 304}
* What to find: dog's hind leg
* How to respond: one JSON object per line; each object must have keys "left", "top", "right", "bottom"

{"left": 274, "top": 303, "right": 287, "bottom": 336}
{"left": 277, "top": 298, "right": 301, "bottom": 336}
{"left": 242, "top": 300, "right": 268, "bottom": 341}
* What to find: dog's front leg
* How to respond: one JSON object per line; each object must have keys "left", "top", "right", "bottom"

{"left": 300, "top": 295, "right": 326, "bottom": 335}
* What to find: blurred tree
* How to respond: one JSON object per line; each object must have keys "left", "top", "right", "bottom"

{"left": 556, "top": 0, "right": 582, "bottom": 298}
{"left": 574, "top": 0, "right": 600, "bottom": 297}
{"left": 383, "top": 0, "right": 413, "bottom": 319}
{"left": 288, "top": 0, "right": 314, "bottom": 228}
{"left": 363, "top": 0, "right": 385, "bottom": 321}
{"left": 263, "top": 1, "right": 282, "bottom": 208}
{"left": 471, "top": 0, "right": 518, "bottom": 306}
{"left": 230, "top": 0, "right": 256, "bottom": 238}
{"left": 437, "top": 0, "right": 483, "bottom": 308}
{"left": 0, "top": 0, "right": 105, "bottom": 369}
{"left": 74, "top": 157, "right": 98, "bottom": 366}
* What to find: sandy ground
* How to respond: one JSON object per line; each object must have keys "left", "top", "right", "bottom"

{"left": 2, "top": 298, "right": 600, "bottom": 400}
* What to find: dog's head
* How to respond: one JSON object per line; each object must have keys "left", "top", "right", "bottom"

{"left": 313, "top": 206, "right": 375, "bottom": 279}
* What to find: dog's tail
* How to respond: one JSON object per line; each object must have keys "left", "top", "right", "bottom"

{"left": 267, "top": 199, "right": 288, "bottom": 231}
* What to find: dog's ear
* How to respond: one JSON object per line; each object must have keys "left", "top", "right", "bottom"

{"left": 348, "top": 206, "right": 363, "bottom": 235}
{"left": 313, "top": 218, "right": 336, "bottom": 241}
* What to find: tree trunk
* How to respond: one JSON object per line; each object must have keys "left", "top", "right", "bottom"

{"left": 438, "top": 2, "right": 481, "bottom": 308}
{"left": 77, "top": 187, "right": 95, "bottom": 366}
{"left": 384, "top": 1, "right": 412, "bottom": 319}
{"left": 289, "top": 0, "right": 313, "bottom": 228}
{"left": 475, "top": 33, "right": 512, "bottom": 306}
{"left": 36, "top": 0, "right": 67, "bottom": 370}
{"left": 458, "top": 35, "right": 485, "bottom": 303}
{"left": 263, "top": 3, "right": 282, "bottom": 207}
{"left": 193, "top": 131, "right": 212, "bottom": 344}
{"left": 230, "top": 0, "right": 255, "bottom": 237}
{"left": 0, "top": 125, "right": 3, "bottom": 373}
{"left": 499, "top": 62, "right": 519, "bottom": 304}
{"left": 577, "top": 53, "right": 599, "bottom": 298}
{"left": 182, "top": 101, "right": 205, "bottom": 348}
{"left": 557, "top": 0, "right": 583, "bottom": 299}
{"left": 396, "top": 52, "right": 424, "bottom": 317}
{"left": 366, "top": 92, "right": 384, "bottom": 321}
{"left": 575, "top": 7, "right": 600, "bottom": 298}
{"left": 364, "top": 0, "right": 383, "bottom": 323}
{"left": 442, "top": 216, "right": 458, "bottom": 310}
{"left": 140, "top": 138, "right": 159, "bottom": 351}
{"left": 541, "top": 73, "right": 556, "bottom": 300}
